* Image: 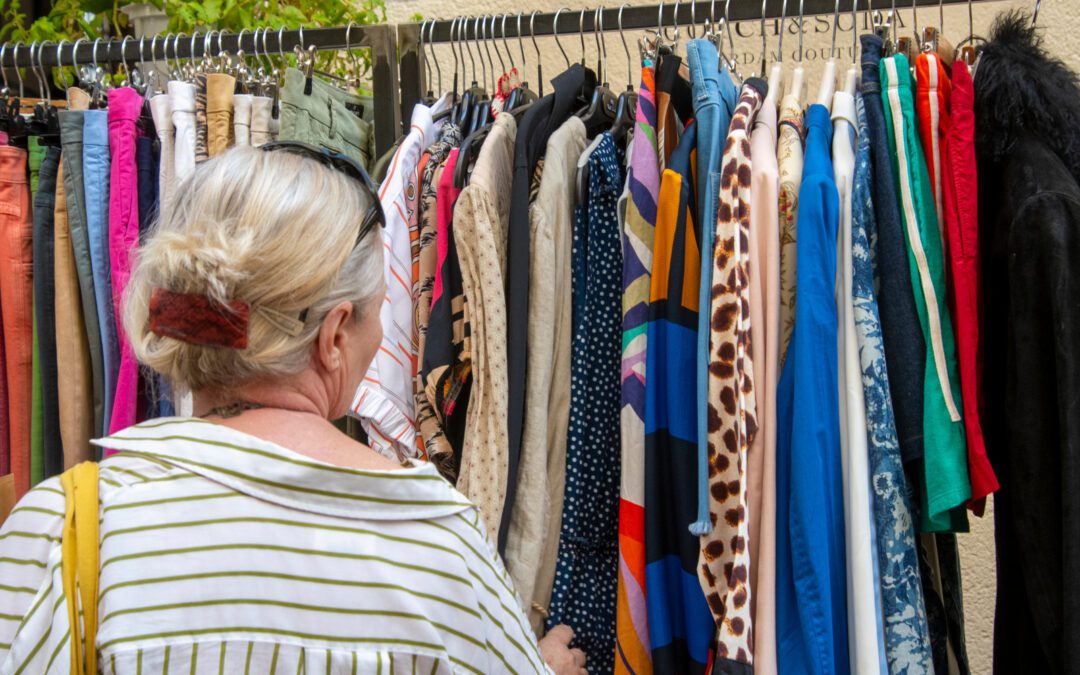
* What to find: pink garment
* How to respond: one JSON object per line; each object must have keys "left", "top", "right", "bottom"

{"left": 432, "top": 148, "right": 462, "bottom": 306}
{"left": 106, "top": 87, "right": 145, "bottom": 437}
{"left": 749, "top": 98, "right": 781, "bottom": 675}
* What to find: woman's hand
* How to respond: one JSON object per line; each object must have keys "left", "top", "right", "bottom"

{"left": 539, "top": 624, "right": 588, "bottom": 675}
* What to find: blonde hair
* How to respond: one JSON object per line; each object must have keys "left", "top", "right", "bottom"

{"left": 124, "top": 146, "right": 384, "bottom": 393}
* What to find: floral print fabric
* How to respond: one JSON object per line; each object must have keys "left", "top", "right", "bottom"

{"left": 853, "top": 93, "right": 934, "bottom": 675}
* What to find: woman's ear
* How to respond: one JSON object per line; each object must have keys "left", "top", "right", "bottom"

{"left": 316, "top": 301, "right": 356, "bottom": 373}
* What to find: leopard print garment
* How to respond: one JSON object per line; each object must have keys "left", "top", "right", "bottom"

{"left": 701, "top": 80, "right": 765, "bottom": 665}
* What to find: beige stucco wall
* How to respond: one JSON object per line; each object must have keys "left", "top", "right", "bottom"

{"left": 382, "top": 1, "right": 1080, "bottom": 672}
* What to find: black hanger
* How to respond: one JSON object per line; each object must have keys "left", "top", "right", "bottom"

{"left": 609, "top": 85, "right": 637, "bottom": 142}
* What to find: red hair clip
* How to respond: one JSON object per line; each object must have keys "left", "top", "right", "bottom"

{"left": 149, "top": 288, "right": 251, "bottom": 349}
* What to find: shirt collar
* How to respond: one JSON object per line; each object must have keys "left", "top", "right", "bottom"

{"left": 94, "top": 418, "right": 474, "bottom": 521}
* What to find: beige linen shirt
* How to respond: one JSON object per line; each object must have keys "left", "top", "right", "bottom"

{"left": 504, "top": 116, "right": 586, "bottom": 633}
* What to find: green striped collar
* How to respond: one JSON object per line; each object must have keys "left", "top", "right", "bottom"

{"left": 93, "top": 418, "right": 475, "bottom": 521}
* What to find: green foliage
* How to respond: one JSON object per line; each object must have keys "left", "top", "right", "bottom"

{"left": 1, "top": 0, "right": 387, "bottom": 92}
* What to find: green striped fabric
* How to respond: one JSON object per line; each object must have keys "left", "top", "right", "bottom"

{"left": 0, "top": 418, "right": 550, "bottom": 674}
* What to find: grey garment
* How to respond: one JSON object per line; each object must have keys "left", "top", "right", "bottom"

{"left": 58, "top": 111, "right": 105, "bottom": 439}
{"left": 505, "top": 116, "right": 587, "bottom": 635}
{"left": 277, "top": 68, "right": 375, "bottom": 169}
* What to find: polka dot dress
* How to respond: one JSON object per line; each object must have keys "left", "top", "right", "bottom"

{"left": 546, "top": 132, "right": 626, "bottom": 675}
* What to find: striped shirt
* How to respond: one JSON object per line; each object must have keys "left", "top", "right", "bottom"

{"left": 351, "top": 99, "right": 448, "bottom": 462}
{"left": 0, "top": 418, "right": 549, "bottom": 674}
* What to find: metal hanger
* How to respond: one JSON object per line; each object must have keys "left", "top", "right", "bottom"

{"left": 492, "top": 15, "right": 507, "bottom": 82}
{"left": 956, "top": 0, "right": 984, "bottom": 65}
{"left": 419, "top": 20, "right": 434, "bottom": 102}
{"left": 531, "top": 11, "right": 544, "bottom": 96}
{"left": 579, "top": 7, "right": 589, "bottom": 68}
{"left": 720, "top": 0, "right": 742, "bottom": 84}
{"left": 55, "top": 40, "right": 70, "bottom": 92}
{"left": 554, "top": 8, "right": 572, "bottom": 69}
{"left": 609, "top": 3, "right": 639, "bottom": 141}
{"left": 764, "top": 0, "right": 786, "bottom": 105}
{"left": 815, "top": 0, "right": 839, "bottom": 108}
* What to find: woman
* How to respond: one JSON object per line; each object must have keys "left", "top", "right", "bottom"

{"left": 0, "top": 145, "right": 586, "bottom": 674}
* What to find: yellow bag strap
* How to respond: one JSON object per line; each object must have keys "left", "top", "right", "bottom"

{"left": 59, "top": 462, "right": 100, "bottom": 675}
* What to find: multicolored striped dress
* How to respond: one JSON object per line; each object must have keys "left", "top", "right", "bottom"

{"left": 615, "top": 64, "right": 659, "bottom": 675}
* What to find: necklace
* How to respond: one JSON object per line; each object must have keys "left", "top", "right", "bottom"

{"left": 201, "top": 402, "right": 268, "bottom": 419}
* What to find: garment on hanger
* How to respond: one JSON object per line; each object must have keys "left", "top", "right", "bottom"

{"left": 250, "top": 96, "right": 273, "bottom": 147}
{"left": 881, "top": 54, "right": 970, "bottom": 534}
{"left": 416, "top": 123, "right": 464, "bottom": 476}
{"left": 206, "top": 73, "right": 236, "bottom": 157}
{"left": 194, "top": 73, "right": 210, "bottom": 162}
{"left": 107, "top": 87, "right": 145, "bottom": 436}
{"left": 422, "top": 147, "right": 471, "bottom": 482}
{"left": 687, "top": 40, "right": 735, "bottom": 534}
{"left": 614, "top": 61, "right": 659, "bottom": 675}
{"left": 851, "top": 90, "right": 935, "bottom": 674}
{"left": 351, "top": 101, "right": 444, "bottom": 461}
{"left": 51, "top": 162, "right": 95, "bottom": 469}
{"left": 694, "top": 63, "right": 739, "bottom": 542}
{"left": 505, "top": 63, "right": 588, "bottom": 552}
{"left": 775, "top": 102, "right": 849, "bottom": 675}
{"left": 702, "top": 78, "right": 765, "bottom": 669}
{"left": 654, "top": 53, "right": 688, "bottom": 170}
{"left": 506, "top": 115, "right": 585, "bottom": 634}
{"left": 832, "top": 86, "right": 886, "bottom": 674}
{"left": 59, "top": 110, "right": 105, "bottom": 442}
{"left": 776, "top": 88, "right": 804, "bottom": 366}
{"left": 233, "top": 93, "right": 253, "bottom": 147}
{"left": 150, "top": 95, "right": 176, "bottom": 217}
{"left": 974, "top": 13, "right": 1080, "bottom": 673}
{"left": 860, "top": 36, "right": 928, "bottom": 503}
{"left": 169, "top": 80, "right": 197, "bottom": 183}
{"left": 547, "top": 131, "right": 624, "bottom": 675}
{"left": 0, "top": 145, "right": 32, "bottom": 497}
{"left": 83, "top": 109, "right": 119, "bottom": 443}
{"left": 644, "top": 119, "right": 711, "bottom": 674}
{"left": 915, "top": 53, "right": 950, "bottom": 236}
{"left": 939, "top": 59, "right": 998, "bottom": 511}
{"left": 452, "top": 112, "right": 516, "bottom": 541}
{"left": 278, "top": 68, "right": 374, "bottom": 169}
{"left": 748, "top": 75, "right": 781, "bottom": 675}
{"left": 32, "top": 144, "right": 62, "bottom": 478}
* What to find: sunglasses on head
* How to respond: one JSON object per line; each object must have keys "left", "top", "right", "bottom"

{"left": 259, "top": 140, "right": 385, "bottom": 247}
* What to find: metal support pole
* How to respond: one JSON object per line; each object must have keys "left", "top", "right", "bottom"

{"left": 397, "top": 22, "right": 423, "bottom": 137}
{"left": 365, "top": 23, "right": 402, "bottom": 158}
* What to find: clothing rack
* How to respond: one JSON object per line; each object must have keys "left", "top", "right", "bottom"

{"left": 397, "top": 0, "right": 994, "bottom": 130}
{"left": 0, "top": 26, "right": 403, "bottom": 157}
{"left": 1, "top": 0, "right": 997, "bottom": 159}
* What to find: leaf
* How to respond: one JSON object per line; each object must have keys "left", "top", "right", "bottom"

{"left": 201, "top": 0, "right": 222, "bottom": 25}
{"left": 78, "top": 0, "right": 114, "bottom": 16}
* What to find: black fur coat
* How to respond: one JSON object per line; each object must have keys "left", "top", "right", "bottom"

{"left": 974, "top": 11, "right": 1080, "bottom": 675}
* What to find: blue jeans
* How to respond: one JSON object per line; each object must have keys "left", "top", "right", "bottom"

{"left": 83, "top": 110, "right": 119, "bottom": 435}
{"left": 686, "top": 39, "right": 739, "bottom": 532}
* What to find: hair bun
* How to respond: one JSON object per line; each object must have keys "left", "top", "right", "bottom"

{"left": 155, "top": 228, "right": 253, "bottom": 302}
